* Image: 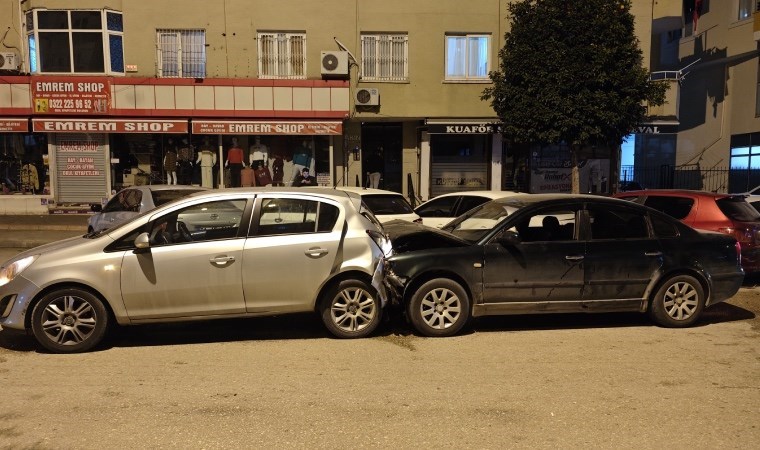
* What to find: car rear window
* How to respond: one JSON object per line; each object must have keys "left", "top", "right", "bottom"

{"left": 716, "top": 196, "right": 760, "bottom": 222}
{"left": 362, "top": 194, "right": 414, "bottom": 215}
{"left": 643, "top": 196, "right": 694, "bottom": 220}
{"left": 151, "top": 189, "right": 204, "bottom": 207}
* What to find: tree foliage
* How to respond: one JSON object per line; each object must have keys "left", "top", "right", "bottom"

{"left": 483, "top": 0, "right": 667, "bottom": 155}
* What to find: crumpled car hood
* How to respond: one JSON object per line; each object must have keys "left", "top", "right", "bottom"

{"left": 382, "top": 219, "right": 470, "bottom": 254}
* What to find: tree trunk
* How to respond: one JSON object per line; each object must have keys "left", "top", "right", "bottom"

{"left": 571, "top": 147, "right": 580, "bottom": 194}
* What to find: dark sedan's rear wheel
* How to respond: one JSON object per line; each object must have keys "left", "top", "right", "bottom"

{"left": 649, "top": 275, "right": 705, "bottom": 328}
{"left": 408, "top": 278, "right": 470, "bottom": 337}
{"left": 320, "top": 279, "right": 381, "bottom": 338}
{"left": 31, "top": 288, "right": 109, "bottom": 353}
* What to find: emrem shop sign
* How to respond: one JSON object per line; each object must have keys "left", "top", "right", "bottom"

{"left": 32, "top": 76, "right": 111, "bottom": 115}
{"left": 32, "top": 119, "right": 189, "bottom": 133}
{"left": 192, "top": 120, "right": 342, "bottom": 135}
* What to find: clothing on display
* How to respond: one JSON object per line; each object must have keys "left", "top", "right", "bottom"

{"left": 271, "top": 156, "right": 284, "bottom": 186}
{"left": 226, "top": 139, "right": 245, "bottom": 187}
{"left": 20, "top": 164, "right": 40, "bottom": 192}
{"left": 249, "top": 137, "right": 269, "bottom": 169}
{"left": 240, "top": 167, "right": 254, "bottom": 187}
{"left": 254, "top": 165, "right": 273, "bottom": 186}
{"left": 196, "top": 140, "right": 217, "bottom": 188}
{"left": 163, "top": 148, "right": 178, "bottom": 185}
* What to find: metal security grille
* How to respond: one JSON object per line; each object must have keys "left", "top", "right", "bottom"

{"left": 156, "top": 29, "right": 206, "bottom": 78}
{"left": 257, "top": 32, "right": 306, "bottom": 79}
{"left": 361, "top": 34, "right": 408, "bottom": 81}
{"left": 54, "top": 133, "right": 107, "bottom": 203}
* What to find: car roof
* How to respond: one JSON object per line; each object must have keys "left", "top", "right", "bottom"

{"left": 334, "top": 186, "right": 406, "bottom": 196}
{"left": 614, "top": 189, "right": 737, "bottom": 199}
{"left": 422, "top": 190, "right": 519, "bottom": 201}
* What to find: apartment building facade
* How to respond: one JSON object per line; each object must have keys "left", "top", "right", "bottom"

{"left": 0, "top": 0, "right": 687, "bottom": 213}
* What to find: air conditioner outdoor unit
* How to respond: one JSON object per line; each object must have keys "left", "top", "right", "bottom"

{"left": 320, "top": 51, "right": 349, "bottom": 76}
{"left": 355, "top": 88, "right": 379, "bottom": 106}
{"left": 0, "top": 52, "right": 18, "bottom": 70}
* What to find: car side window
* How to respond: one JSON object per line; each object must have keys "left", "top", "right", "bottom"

{"left": 509, "top": 208, "right": 577, "bottom": 242}
{"left": 102, "top": 191, "right": 128, "bottom": 213}
{"left": 165, "top": 199, "right": 247, "bottom": 244}
{"left": 253, "top": 198, "right": 320, "bottom": 236}
{"left": 644, "top": 196, "right": 694, "bottom": 220}
{"left": 317, "top": 203, "right": 340, "bottom": 232}
{"left": 587, "top": 205, "right": 649, "bottom": 240}
{"left": 650, "top": 214, "right": 679, "bottom": 238}
{"left": 455, "top": 196, "right": 491, "bottom": 216}
{"left": 415, "top": 196, "right": 459, "bottom": 217}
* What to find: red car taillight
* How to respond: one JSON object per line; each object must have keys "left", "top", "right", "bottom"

{"left": 718, "top": 225, "right": 760, "bottom": 245}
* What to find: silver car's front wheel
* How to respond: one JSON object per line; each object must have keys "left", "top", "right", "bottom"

{"left": 31, "top": 288, "right": 109, "bottom": 353}
{"left": 408, "top": 278, "right": 471, "bottom": 337}
{"left": 320, "top": 279, "right": 381, "bottom": 338}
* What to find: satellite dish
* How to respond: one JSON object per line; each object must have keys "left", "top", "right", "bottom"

{"left": 334, "top": 37, "right": 358, "bottom": 65}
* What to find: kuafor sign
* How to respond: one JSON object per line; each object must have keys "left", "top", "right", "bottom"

{"left": 0, "top": 118, "right": 28, "bottom": 132}
{"left": 192, "top": 120, "right": 342, "bottom": 135}
{"left": 32, "top": 119, "right": 189, "bottom": 133}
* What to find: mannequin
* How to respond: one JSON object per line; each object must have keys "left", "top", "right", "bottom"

{"left": 249, "top": 136, "right": 269, "bottom": 169}
{"left": 225, "top": 137, "right": 245, "bottom": 187}
{"left": 253, "top": 161, "right": 273, "bottom": 186}
{"left": 177, "top": 137, "right": 194, "bottom": 185}
{"left": 270, "top": 153, "right": 284, "bottom": 186}
{"left": 163, "top": 138, "right": 178, "bottom": 185}
{"left": 196, "top": 136, "right": 217, "bottom": 188}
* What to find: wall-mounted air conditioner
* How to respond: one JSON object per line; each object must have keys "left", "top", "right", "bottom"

{"left": 0, "top": 52, "right": 18, "bottom": 70}
{"left": 355, "top": 88, "right": 379, "bottom": 106}
{"left": 321, "top": 51, "right": 349, "bottom": 76}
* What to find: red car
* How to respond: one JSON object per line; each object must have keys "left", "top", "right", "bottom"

{"left": 613, "top": 189, "right": 760, "bottom": 272}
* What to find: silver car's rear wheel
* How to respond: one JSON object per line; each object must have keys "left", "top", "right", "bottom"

{"left": 649, "top": 275, "right": 705, "bottom": 328}
{"left": 321, "top": 279, "right": 381, "bottom": 338}
{"left": 408, "top": 278, "right": 470, "bottom": 337}
{"left": 31, "top": 288, "right": 108, "bottom": 353}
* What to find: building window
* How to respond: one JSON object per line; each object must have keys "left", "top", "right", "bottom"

{"left": 257, "top": 32, "right": 306, "bottom": 79}
{"left": 445, "top": 34, "right": 490, "bottom": 81}
{"left": 360, "top": 34, "right": 408, "bottom": 82}
{"left": 156, "top": 29, "right": 206, "bottom": 78}
{"left": 25, "top": 9, "right": 124, "bottom": 75}
{"left": 738, "top": 0, "right": 756, "bottom": 20}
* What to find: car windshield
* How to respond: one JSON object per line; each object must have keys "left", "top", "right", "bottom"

{"left": 150, "top": 189, "right": 205, "bottom": 207}
{"left": 442, "top": 200, "right": 518, "bottom": 242}
{"left": 362, "top": 194, "right": 414, "bottom": 215}
{"left": 717, "top": 196, "right": 760, "bottom": 222}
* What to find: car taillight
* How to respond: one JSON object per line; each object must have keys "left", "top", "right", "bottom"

{"left": 736, "top": 241, "right": 742, "bottom": 266}
{"left": 719, "top": 225, "right": 760, "bottom": 245}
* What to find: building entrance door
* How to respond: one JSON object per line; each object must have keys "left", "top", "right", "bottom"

{"left": 361, "top": 123, "right": 402, "bottom": 192}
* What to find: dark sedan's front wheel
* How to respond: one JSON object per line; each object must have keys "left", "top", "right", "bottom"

{"left": 31, "top": 288, "right": 109, "bottom": 353}
{"left": 408, "top": 278, "right": 470, "bottom": 337}
{"left": 321, "top": 279, "right": 381, "bottom": 338}
{"left": 649, "top": 275, "right": 705, "bottom": 328}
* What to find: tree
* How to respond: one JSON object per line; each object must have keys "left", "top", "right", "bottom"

{"left": 482, "top": 0, "right": 667, "bottom": 193}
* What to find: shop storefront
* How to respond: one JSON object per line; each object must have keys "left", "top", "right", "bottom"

{"left": 425, "top": 121, "right": 496, "bottom": 198}
{"left": 0, "top": 75, "right": 349, "bottom": 212}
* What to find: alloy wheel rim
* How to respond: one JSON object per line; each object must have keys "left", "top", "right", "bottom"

{"left": 420, "top": 288, "right": 461, "bottom": 330}
{"left": 40, "top": 295, "right": 97, "bottom": 346}
{"left": 663, "top": 281, "right": 699, "bottom": 321}
{"left": 331, "top": 287, "right": 376, "bottom": 332}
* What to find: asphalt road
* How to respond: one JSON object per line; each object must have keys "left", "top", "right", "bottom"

{"left": 0, "top": 247, "right": 758, "bottom": 449}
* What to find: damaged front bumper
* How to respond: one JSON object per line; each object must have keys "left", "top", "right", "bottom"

{"left": 381, "top": 265, "right": 407, "bottom": 307}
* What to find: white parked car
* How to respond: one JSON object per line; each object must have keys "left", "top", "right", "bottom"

{"left": 414, "top": 190, "right": 520, "bottom": 228}
{"left": 335, "top": 186, "right": 421, "bottom": 223}
{"left": 88, "top": 185, "right": 208, "bottom": 232}
{"left": 737, "top": 184, "right": 760, "bottom": 212}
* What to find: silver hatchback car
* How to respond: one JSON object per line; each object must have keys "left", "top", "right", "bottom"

{"left": 0, "top": 188, "right": 390, "bottom": 353}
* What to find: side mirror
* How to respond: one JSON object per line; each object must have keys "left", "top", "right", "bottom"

{"left": 134, "top": 232, "right": 151, "bottom": 249}
{"left": 496, "top": 230, "right": 521, "bottom": 247}
{"left": 91, "top": 204, "right": 102, "bottom": 212}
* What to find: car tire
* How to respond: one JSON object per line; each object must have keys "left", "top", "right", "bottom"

{"left": 649, "top": 275, "right": 705, "bottom": 328}
{"left": 320, "top": 279, "right": 381, "bottom": 339}
{"left": 31, "top": 288, "right": 109, "bottom": 353}
{"left": 408, "top": 278, "right": 470, "bottom": 337}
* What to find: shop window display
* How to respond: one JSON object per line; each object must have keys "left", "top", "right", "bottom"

{"left": 0, "top": 133, "right": 48, "bottom": 195}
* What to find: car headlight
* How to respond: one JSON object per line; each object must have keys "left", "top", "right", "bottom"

{"left": 0, "top": 255, "right": 38, "bottom": 288}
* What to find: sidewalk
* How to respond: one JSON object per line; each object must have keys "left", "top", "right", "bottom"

{"left": 0, "top": 214, "right": 90, "bottom": 249}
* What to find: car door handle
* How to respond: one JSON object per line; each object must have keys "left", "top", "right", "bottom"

{"left": 209, "top": 256, "right": 236, "bottom": 265}
{"left": 645, "top": 251, "right": 662, "bottom": 257}
{"left": 565, "top": 255, "right": 584, "bottom": 261}
{"left": 305, "top": 247, "right": 329, "bottom": 257}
